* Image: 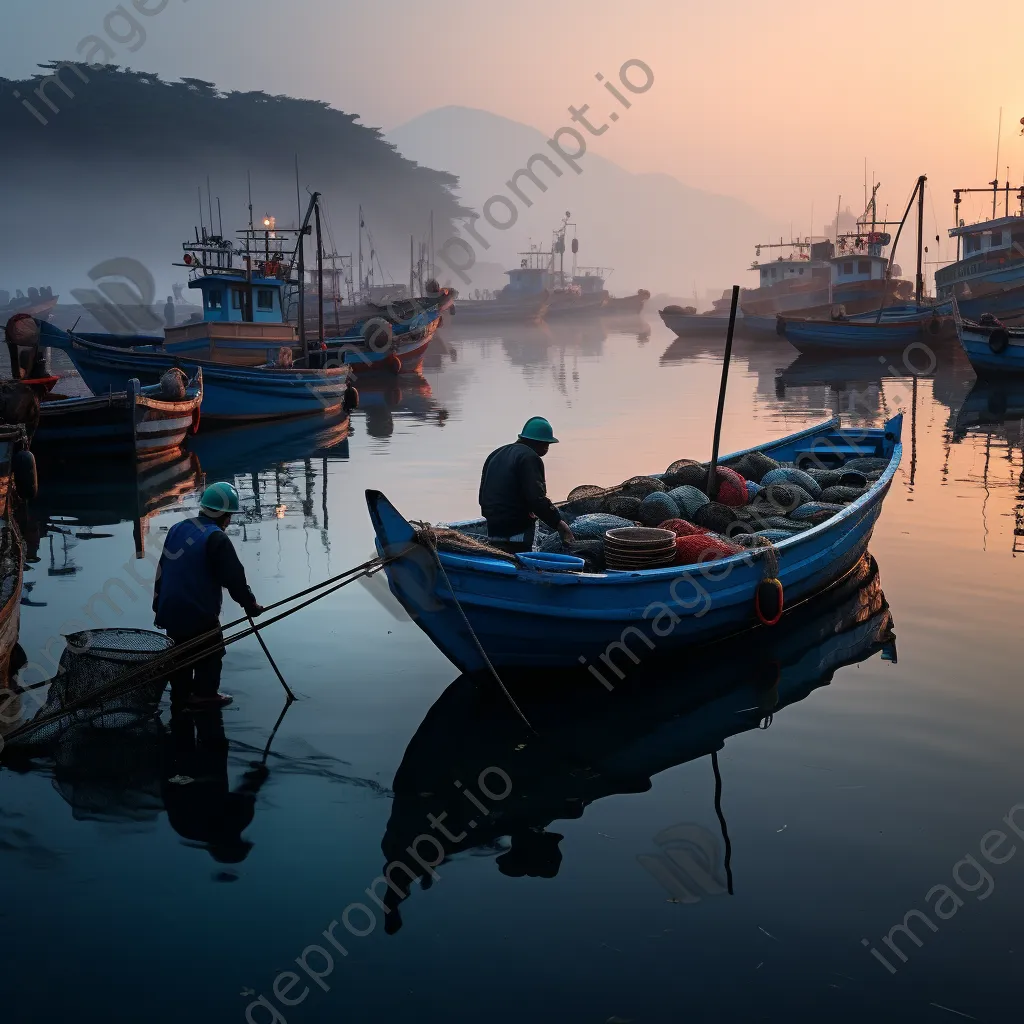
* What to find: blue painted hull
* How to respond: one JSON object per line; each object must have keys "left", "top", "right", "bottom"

{"left": 44, "top": 325, "right": 352, "bottom": 423}
{"left": 780, "top": 317, "right": 924, "bottom": 352}
{"left": 367, "top": 416, "right": 903, "bottom": 671}
{"left": 954, "top": 287, "right": 1024, "bottom": 322}
{"left": 955, "top": 320, "right": 1024, "bottom": 375}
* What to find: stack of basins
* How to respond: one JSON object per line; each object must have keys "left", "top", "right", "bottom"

{"left": 603, "top": 527, "right": 678, "bottom": 570}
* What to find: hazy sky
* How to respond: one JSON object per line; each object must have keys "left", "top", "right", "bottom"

{"left": 4, "top": 0, "right": 1024, "bottom": 263}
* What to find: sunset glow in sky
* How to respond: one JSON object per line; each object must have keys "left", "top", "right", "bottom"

{"left": 4, "top": 0, "right": 1024, "bottom": 254}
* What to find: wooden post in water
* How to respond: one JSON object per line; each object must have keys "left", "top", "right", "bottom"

{"left": 706, "top": 285, "right": 740, "bottom": 500}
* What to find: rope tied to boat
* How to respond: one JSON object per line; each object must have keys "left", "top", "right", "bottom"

{"left": 412, "top": 523, "right": 537, "bottom": 735}
{"left": 749, "top": 536, "right": 784, "bottom": 627}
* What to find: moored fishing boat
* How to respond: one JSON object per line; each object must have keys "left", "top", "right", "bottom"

{"left": 40, "top": 322, "right": 354, "bottom": 424}
{"left": 367, "top": 414, "right": 902, "bottom": 672}
{"left": 777, "top": 313, "right": 938, "bottom": 353}
{"left": 952, "top": 298, "right": 1024, "bottom": 375}
{"left": 33, "top": 372, "right": 203, "bottom": 460}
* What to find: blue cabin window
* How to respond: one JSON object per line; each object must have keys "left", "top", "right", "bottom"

{"left": 257, "top": 288, "right": 274, "bottom": 311}
{"left": 232, "top": 288, "right": 244, "bottom": 310}
{"left": 206, "top": 289, "right": 223, "bottom": 310}
{"left": 858, "top": 260, "right": 871, "bottom": 275}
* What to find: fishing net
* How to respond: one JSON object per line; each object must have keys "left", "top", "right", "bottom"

{"left": 760, "top": 467, "right": 823, "bottom": 499}
{"left": 638, "top": 491, "right": 680, "bottom": 526}
{"left": 605, "top": 496, "right": 642, "bottom": 521}
{"left": 840, "top": 471, "right": 868, "bottom": 489}
{"left": 562, "top": 485, "right": 612, "bottom": 517}
{"left": 842, "top": 457, "right": 889, "bottom": 474}
{"left": 804, "top": 468, "right": 843, "bottom": 488}
{"left": 658, "top": 519, "right": 708, "bottom": 538}
{"left": 668, "top": 485, "right": 710, "bottom": 519}
{"left": 754, "top": 483, "right": 815, "bottom": 514}
{"left": 790, "top": 502, "right": 847, "bottom": 522}
{"left": 691, "top": 502, "right": 739, "bottom": 534}
{"left": 733, "top": 529, "right": 794, "bottom": 545}
{"left": 415, "top": 527, "right": 518, "bottom": 562}
{"left": 569, "top": 513, "right": 637, "bottom": 539}
{"left": 663, "top": 460, "right": 707, "bottom": 489}
{"left": 728, "top": 451, "right": 780, "bottom": 484}
{"left": 708, "top": 466, "right": 748, "bottom": 507}
{"left": 820, "top": 485, "right": 866, "bottom": 504}
{"left": 6, "top": 629, "right": 173, "bottom": 752}
{"left": 618, "top": 476, "right": 667, "bottom": 500}
{"left": 746, "top": 481, "right": 763, "bottom": 500}
{"left": 568, "top": 539, "right": 606, "bottom": 572}
{"left": 673, "top": 533, "right": 742, "bottom": 565}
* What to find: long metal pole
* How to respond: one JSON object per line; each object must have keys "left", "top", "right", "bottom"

{"left": 916, "top": 174, "right": 926, "bottom": 305}
{"left": 295, "top": 192, "right": 319, "bottom": 366}
{"left": 706, "top": 285, "right": 740, "bottom": 500}
{"left": 314, "top": 200, "right": 325, "bottom": 362}
{"left": 247, "top": 614, "right": 297, "bottom": 702}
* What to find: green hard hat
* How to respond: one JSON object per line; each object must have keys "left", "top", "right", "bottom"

{"left": 519, "top": 416, "right": 559, "bottom": 444}
{"left": 200, "top": 481, "right": 240, "bottom": 515}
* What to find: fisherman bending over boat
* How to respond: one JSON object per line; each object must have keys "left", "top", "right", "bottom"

{"left": 153, "top": 482, "right": 264, "bottom": 710}
{"left": 479, "top": 417, "right": 575, "bottom": 554}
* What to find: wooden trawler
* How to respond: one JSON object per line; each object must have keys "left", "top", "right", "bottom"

{"left": 935, "top": 181, "right": 1024, "bottom": 322}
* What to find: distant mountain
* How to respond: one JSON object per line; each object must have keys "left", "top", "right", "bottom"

{"left": 0, "top": 65, "right": 467, "bottom": 301}
{"left": 387, "top": 106, "right": 779, "bottom": 300}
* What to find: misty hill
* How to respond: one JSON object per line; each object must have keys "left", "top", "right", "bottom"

{"left": 0, "top": 64, "right": 466, "bottom": 300}
{"left": 387, "top": 106, "right": 779, "bottom": 300}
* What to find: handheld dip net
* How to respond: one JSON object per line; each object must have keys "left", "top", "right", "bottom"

{"left": 1, "top": 555, "right": 391, "bottom": 756}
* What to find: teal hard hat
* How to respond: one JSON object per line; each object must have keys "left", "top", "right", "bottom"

{"left": 519, "top": 416, "right": 559, "bottom": 444}
{"left": 200, "top": 481, "right": 240, "bottom": 515}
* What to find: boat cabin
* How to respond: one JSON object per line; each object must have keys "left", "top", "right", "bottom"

{"left": 164, "top": 229, "right": 300, "bottom": 365}
{"left": 751, "top": 257, "right": 825, "bottom": 289}
{"left": 936, "top": 214, "right": 1024, "bottom": 297}
{"left": 190, "top": 274, "right": 287, "bottom": 324}
{"left": 572, "top": 269, "right": 607, "bottom": 295}
{"left": 505, "top": 266, "right": 556, "bottom": 295}
{"left": 830, "top": 253, "right": 889, "bottom": 288}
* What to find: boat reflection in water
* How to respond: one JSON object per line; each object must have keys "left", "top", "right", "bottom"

{"left": 28, "top": 448, "right": 202, "bottom": 563}
{"left": 379, "top": 554, "right": 895, "bottom": 932}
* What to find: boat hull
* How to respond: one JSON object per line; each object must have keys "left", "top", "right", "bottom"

{"left": 780, "top": 317, "right": 926, "bottom": 353}
{"left": 955, "top": 320, "right": 1024, "bottom": 375}
{"left": 367, "top": 416, "right": 903, "bottom": 671}
{"left": 58, "top": 334, "right": 350, "bottom": 423}
{"left": 34, "top": 378, "right": 202, "bottom": 460}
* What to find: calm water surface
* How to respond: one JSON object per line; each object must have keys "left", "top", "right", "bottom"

{"left": 4, "top": 317, "right": 1024, "bottom": 1023}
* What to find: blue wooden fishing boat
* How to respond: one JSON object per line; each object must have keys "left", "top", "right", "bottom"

{"left": 367, "top": 414, "right": 903, "bottom": 672}
{"left": 34, "top": 372, "right": 203, "bottom": 460}
{"left": 952, "top": 298, "right": 1024, "bottom": 375}
{"left": 38, "top": 322, "right": 354, "bottom": 424}
{"left": 778, "top": 315, "right": 928, "bottom": 353}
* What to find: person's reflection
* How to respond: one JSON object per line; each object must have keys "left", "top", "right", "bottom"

{"left": 162, "top": 708, "right": 268, "bottom": 863}
{"left": 496, "top": 828, "right": 563, "bottom": 878}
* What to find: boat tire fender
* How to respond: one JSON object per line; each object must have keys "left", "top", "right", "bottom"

{"left": 13, "top": 448, "right": 37, "bottom": 501}
{"left": 386, "top": 354, "right": 402, "bottom": 376}
{"left": 989, "top": 328, "right": 1010, "bottom": 354}
{"left": 927, "top": 317, "right": 941, "bottom": 337}
{"left": 755, "top": 576, "right": 784, "bottom": 626}
{"left": 343, "top": 385, "right": 360, "bottom": 412}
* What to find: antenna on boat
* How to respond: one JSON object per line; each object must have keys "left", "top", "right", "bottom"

{"left": 993, "top": 107, "right": 1003, "bottom": 219}
{"left": 197, "top": 185, "right": 205, "bottom": 239}
{"left": 294, "top": 154, "right": 302, "bottom": 225}
{"left": 247, "top": 170, "right": 254, "bottom": 234}
{"left": 216, "top": 197, "right": 223, "bottom": 239}
{"left": 206, "top": 175, "right": 214, "bottom": 237}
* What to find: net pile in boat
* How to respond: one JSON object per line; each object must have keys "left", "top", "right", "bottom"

{"left": 413, "top": 527, "right": 518, "bottom": 562}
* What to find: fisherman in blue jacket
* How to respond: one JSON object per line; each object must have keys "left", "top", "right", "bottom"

{"left": 479, "top": 417, "right": 575, "bottom": 553}
{"left": 153, "top": 482, "right": 263, "bottom": 710}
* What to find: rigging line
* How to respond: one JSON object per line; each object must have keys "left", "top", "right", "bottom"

{"left": 416, "top": 527, "right": 537, "bottom": 736}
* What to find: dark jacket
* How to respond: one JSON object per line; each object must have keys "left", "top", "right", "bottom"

{"left": 479, "top": 441, "right": 564, "bottom": 537}
{"left": 153, "top": 515, "right": 258, "bottom": 636}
